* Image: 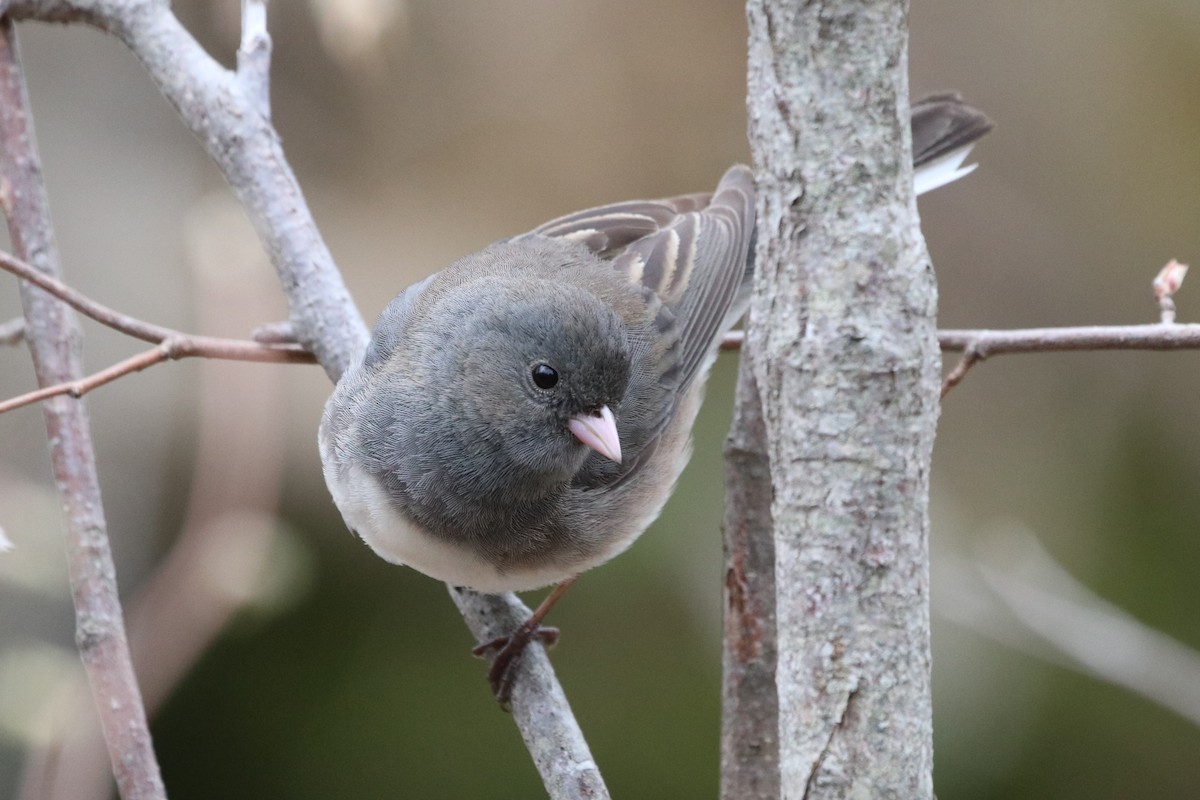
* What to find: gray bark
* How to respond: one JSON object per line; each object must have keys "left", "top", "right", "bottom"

{"left": 0, "top": 19, "right": 166, "bottom": 800}
{"left": 740, "top": 0, "right": 938, "bottom": 797}
{"left": 721, "top": 361, "right": 779, "bottom": 800}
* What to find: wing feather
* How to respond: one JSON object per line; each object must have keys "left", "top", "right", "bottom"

{"left": 524, "top": 165, "right": 756, "bottom": 397}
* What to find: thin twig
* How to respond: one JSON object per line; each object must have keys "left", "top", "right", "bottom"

{"left": 0, "top": 337, "right": 311, "bottom": 414}
{"left": 727, "top": 325, "right": 1200, "bottom": 398}
{"left": 938, "top": 348, "right": 981, "bottom": 398}
{"left": 0, "top": 246, "right": 315, "bottom": 413}
{"left": 449, "top": 587, "right": 610, "bottom": 798}
{"left": 0, "top": 248, "right": 171, "bottom": 343}
{"left": 0, "top": 18, "right": 166, "bottom": 800}
{"left": 727, "top": 324, "right": 1200, "bottom": 356}
{"left": 938, "top": 323, "right": 1200, "bottom": 397}
{"left": 237, "top": 0, "right": 271, "bottom": 121}
{"left": 0, "top": 333, "right": 312, "bottom": 415}
{"left": 0, "top": 248, "right": 315, "bottom": 361}
{"left": 0, "top": 346, "right": 166, "bottom": 414}
{"left": 0, "top": 313, "right": 24, "bottom": 344}
{"left": 252, "top": 319, "right": 297, "bottom": 344}
{"left": 8, "top": 0, "right": 364, "bottom": 380}
{"left": 938, "top": 323, "right": 1200, "bottom": 353}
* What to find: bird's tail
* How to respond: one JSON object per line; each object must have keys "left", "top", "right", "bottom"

{"left": 911, "top": 92, "right": 995, "bottom": 195}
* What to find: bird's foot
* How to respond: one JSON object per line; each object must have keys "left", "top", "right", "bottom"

{"left": 472, "top": 622, "right": 561, "bottom": 709}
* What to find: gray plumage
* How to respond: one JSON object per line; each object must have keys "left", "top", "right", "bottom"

{"left": 911, "top": 92, "right": 995, "bottom": 168}
{"left": 321, "top": 166, "right": 754, "bottom": 592}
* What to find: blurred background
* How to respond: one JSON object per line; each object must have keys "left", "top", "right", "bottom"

{"left": 1, "top": 0, "right": 1199, "bottom": 797}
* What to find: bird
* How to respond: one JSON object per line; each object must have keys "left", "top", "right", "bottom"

{"left": 319, "top": 93, "right": 993, "bottom": 702}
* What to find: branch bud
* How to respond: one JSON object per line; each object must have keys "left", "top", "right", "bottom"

{"left": 1153, "top": 260, "right": 1188, "bottom": 323}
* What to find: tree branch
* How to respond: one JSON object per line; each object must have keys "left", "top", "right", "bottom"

{"left": 0, "top": 247, "right": 315, "bottom": 414}
{"left": 722, "top": 322, "right": 1200, "bottom": 400}
{"left": 9, "top": 0, "right": 367, "bottom": 380}
{"left": 0, "top": 335, "right": 309, "bottom": 414}
{"left": 940, "top": 259, "right": 1192, "bottom": 395}
{"left": 0, "top": 17, "right": 166, "bottom": 800}
{"left": 0, "top": 345, "right": 169, "bottom": 413}
{"left": 236, "top": 0, "right": 271, "bottom": 121}
{"left": 6, "top": 1, "right": 605, "bottom": 795}
{"left": 0, "top": 247, "right": 171, "bottom": 344}
{"left": 938, "top": 323, "right": 1200, "bottom": 396}
{"left": 940, "top": 324, "right": 1200, "bottom": 354}
{"left": 1, "top": 246, "right": 311, "bottom": 350}
{"left": 448, "top": 587, "right": 609, "bottom": 799}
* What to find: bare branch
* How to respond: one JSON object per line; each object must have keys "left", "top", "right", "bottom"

{"left": 941, "top": 260, "right": 1195, "bottom": 395}
{"left": 237, "top": 0, "right": 271, "bottom": 120}
{"left": 0, "top": 246, "right": 180, "bottom": 343}
{"left": 251, "top": 319, "right": 297, "bottom": 344}
{"left": 0, "top": 345, "right": 167, "bottom": 414}
{"left": 0, "top": 314, "right": 25, "bottom": 344}
{"left": 0, "top": 246, "right": 314, "bottom": 414}
{"left": 17, "top": 233, "right": 290, "bottom": 800}
{"left": 936, "top": 527, "right": 1200, "bottom": 729}
{"left": 6, "top": 0, "right": 604, "bottom": 791}
{"left": 729, "top": 323, "right": 1200, "bottom": 356}
{"left": 729, "top": 324, "right": 1200, "bottom": 400}
{"left": 0, "top": 334, "right": 309, "bottom": 414}
{"left": 5, "top": 247, "right": 218, "bottom": 345}
{"left": 9, "top": 0, "right": 367, "bottom": 380}
{"left": 0, "top": 245, "right": 312, "bottom": 353}
{"left": 938, "top": 323, "right": 1200, "bottom": 354}
{"left": 938, "top": 348, "right": 981, "bottom": 398}
{"left": 0, "top": 18, "right": 166, "bottom": 800}
{"left": 938, "top": 323, "right": 1200, "bottom": 396}
{"left": 449, "top": 588, "right": 610, "bottom": 798}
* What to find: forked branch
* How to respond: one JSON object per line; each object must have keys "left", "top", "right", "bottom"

{"left": 0, "top": 248, "right": 313, "bottom": 414}
{"left": 3, "top": 1, "right": 606, "bottom": 797}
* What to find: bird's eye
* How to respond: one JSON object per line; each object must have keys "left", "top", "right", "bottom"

{"left": 531, "top": 363, "right": 559, "bottom": 390}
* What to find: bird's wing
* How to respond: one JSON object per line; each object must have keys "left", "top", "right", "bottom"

{"left": 527, "top": 194, "right": 711, "bottom": 259}
{"left": 611, "top": 166, "right": 754, "bottom": 393}
{"left": 526, "top": 165, "right": 756, "bottom": 395}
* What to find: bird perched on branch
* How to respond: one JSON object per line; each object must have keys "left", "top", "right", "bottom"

{"left": 319, "top": 93, "right": 993, "bottom": 703}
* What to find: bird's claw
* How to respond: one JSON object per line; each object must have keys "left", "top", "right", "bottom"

{"left": 472, "top": 624, "right": 561, "bottom": 708}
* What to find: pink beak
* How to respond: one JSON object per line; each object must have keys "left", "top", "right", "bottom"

{"left": 568, "top": 405, "right": 622, "bottom": 464}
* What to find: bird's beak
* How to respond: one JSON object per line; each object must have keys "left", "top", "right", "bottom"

{"left": 568, "top": 405, "right": 622, "bottom": 464}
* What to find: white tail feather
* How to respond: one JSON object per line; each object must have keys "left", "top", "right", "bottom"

{"left": 914, "top": 145, "right": 979, "bottom": 196}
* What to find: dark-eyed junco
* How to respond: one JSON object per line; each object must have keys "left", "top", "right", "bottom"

{"left": 320, "top": 94, "right": 991, "bottom": 699}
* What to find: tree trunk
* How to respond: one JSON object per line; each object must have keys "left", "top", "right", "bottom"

{"left": 728, "top": 0, "right": 939, "bottom": 796}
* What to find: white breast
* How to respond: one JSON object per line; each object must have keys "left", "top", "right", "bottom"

{"left": 325, "top": 459, "right": 602, "bottom": 593}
